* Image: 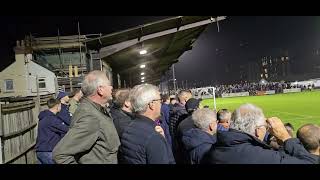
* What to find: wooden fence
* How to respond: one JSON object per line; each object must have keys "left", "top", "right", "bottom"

{"left": 0, "top": 94, "right": 54, "bottom": 164}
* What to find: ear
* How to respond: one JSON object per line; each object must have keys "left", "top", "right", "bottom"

{"left": 148, "top": 101, "right": 155, "bottom": 111}
{"left": 209, "top": 122, "right": 216, "bottom": 132}
{"left": 97, "top": 87, "right": 103, "bottom": 96}
{"left": 56, "top": 104, "right": 60, "bottom": 112}
{"left": 124, "top": 100, "right": 131, "bottom": 108}
{"left": 209, "top": 123, "right": 213, "bottom": 132}
{"left": 255, "top": 127, "right": 265, "bottom": 141}
{"left": 255, "top": 128, "right": 259, "bottom": 137}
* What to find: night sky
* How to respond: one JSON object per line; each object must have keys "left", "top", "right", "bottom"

{"left": 1, "top": 16, "right": 320, "bottom": 85}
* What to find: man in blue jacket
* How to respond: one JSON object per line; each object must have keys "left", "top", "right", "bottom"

{"left": 175, "top": 98, "right": 201, "bottom": 164}
{"left": 56, "top": 91, "right": 71, "bottom": 126}
{"left": 110, "top": 88, "right": 135, "bottom": 137}
{"left": 205, "top": 103, "right": 318, "bottom": 164}
{"left": 160, "top": 94, "right": 172, "bottom": 146}
{"left": 181, "top": 108, "right": 217, "bottom": 164}
{"left": 35, "top": 98, "right": 69, "bottom": 164}
{"left": 297, "top": 124, "right": 320, "bottom": 162}
{"left": 216, "top": 109, "right": 231, "bottom": 132}
{"left": 118, "top": 84, "right": 175, "bottom": 164}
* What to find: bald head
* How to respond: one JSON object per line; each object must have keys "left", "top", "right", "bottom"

{"left": 297, "top": 124, "right": 320, "bottom": 155}
{"left": 177, "top": 90, "right": 192, "bottom": 105}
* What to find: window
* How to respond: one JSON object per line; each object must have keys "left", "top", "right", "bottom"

{"left": 4, "top": 79, "right": 14, "bottom": 92}
{"left": 39, "top": 78, "right": 46, "bottom": 89}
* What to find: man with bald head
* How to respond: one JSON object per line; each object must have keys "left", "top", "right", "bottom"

{"left": 297, "top": 124, "right": 320, "bottom": 160}
{"left": 169, "top": 90, "right": 193, "bottom": 139}
{"left": 169, "top": 89, "right": 192, "bottom": 163}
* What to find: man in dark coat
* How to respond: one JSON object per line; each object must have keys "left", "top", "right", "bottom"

{"left": 169, "top": 90, "right": 192, "bottom": 139}
{"left": 169, "top": 90, "right": 192, "bottom": 163}
{"left": 160, "top": 94, "right": 172, "bottom": 146}
{"left": 217, "top": 109, "right": 231, "bottom": 132}
{"left": 175, "top": 98, "right": 201, "bottom": 163}
{"left": 118, "top": 84, "right": 175, "bottom": 164}
{"left": 204, "top": 103, "right": 318, "bottom": 164}
{"left": 297, "top": 124, "right": 320, "bottom": 163}
{"left": 180, "top": 108, "right": 217, "bottom": 164}
{"left": 109, "top": 88, "right": 135, "bottom": 137}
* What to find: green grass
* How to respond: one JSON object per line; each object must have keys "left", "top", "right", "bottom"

{"left": 201, "top": 90, "right": 320, "bottom": 135}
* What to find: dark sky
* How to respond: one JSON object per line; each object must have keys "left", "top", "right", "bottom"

{"left": 175, "top": 16, "right": 320, "bottom": 85}
{"left": 1, "top": 16, "right": 320, "bottom": 84}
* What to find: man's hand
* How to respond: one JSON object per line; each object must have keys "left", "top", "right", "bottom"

{"left": 155, "top": 126, "right": 165, "bottom": 137}
{"left": 266, "top": 117, "right": 291, "bottom": 143}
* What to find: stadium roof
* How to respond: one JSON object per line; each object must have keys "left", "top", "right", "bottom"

{"left": 85, "top": 16, "right": 226, "bottom": 86}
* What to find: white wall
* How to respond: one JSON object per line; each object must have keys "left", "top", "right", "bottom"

{"left": 26, "top": 60, "right": 56, "bottom": 96}
{"left": 0, "top": 53, "right": 56, "bottom": 98}
{"left": 0, "top": 54, "right": 28, "bottom": 97}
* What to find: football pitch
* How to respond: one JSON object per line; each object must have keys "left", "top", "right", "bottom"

{"left": 201, "top": 90, "right": 320, "bottom": 135}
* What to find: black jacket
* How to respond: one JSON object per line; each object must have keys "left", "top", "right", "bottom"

{"left": 169, "top": 103, "right": 188, "bottom": 139}
{"left": 204, "top": 129, "right": 318, "bottom": 164}
{"left": 176, "top": 115, "right": 196, "bottom": 139}
{"left": 181, "top": 128, "right": 216, "bottom": 164}
{"left": 174, "top": 115, "right": 195, "bottom": 163}
{"left": 118, "top": 115, "right": 175, "bottom": 164}
{"left": 110, "top": 107, "right": 135, "bottom": 137}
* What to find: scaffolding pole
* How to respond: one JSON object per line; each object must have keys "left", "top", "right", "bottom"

{"left": 172, "top": 64, "right": 176, "bottom": 93}
{"left": 57, "top": 29, "right": 63, "bottom": 70}
{"left": 78, "top": 21, "right": 84, "bottom": 76}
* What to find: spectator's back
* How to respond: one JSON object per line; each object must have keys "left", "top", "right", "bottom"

{"left": 204, "top": 104, "right": 318, "bottom": 164}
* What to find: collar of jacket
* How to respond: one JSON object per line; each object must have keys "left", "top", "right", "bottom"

{"left": 217, "top": 128, "right": 271, "bottom": 149}
{"left": 82, "top": 97, "right": 111, "bottom": 117}
{"left": 182, "top": 128, "right": 217, "bottom": 149}
{"left": 135, "top": 114, "right": 156, "bottom": 127}
{"left": 121, "top": 109, "right": 135, "bottom": 119}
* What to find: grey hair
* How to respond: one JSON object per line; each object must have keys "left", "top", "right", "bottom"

{"left": 192, "top": 108, "right": 217, "bottom": 131}
{"left": 129, "top": 84, "right": 159, "bottom": 114}
{"left": 230, "top": 103, "right": 266, "bottom": 135}
{"left": 81, "top": 70, "right": 109, "bottom": 97}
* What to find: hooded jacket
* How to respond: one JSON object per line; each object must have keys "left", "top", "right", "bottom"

{"left": 181, "top": 128, "right": 216, "bottom": 164}
{"left": 35, "top": 110, "right": 69, "bottom": 152}
{"left": 204, "top": 129, "right": 318, "bottom": 164}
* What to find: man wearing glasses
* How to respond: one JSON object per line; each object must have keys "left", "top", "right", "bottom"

{"left": 204, "top": 103, "right": 318, "bottom": 164}
{"left": 118, "top": 84, "right": 175, "bottom": 164}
